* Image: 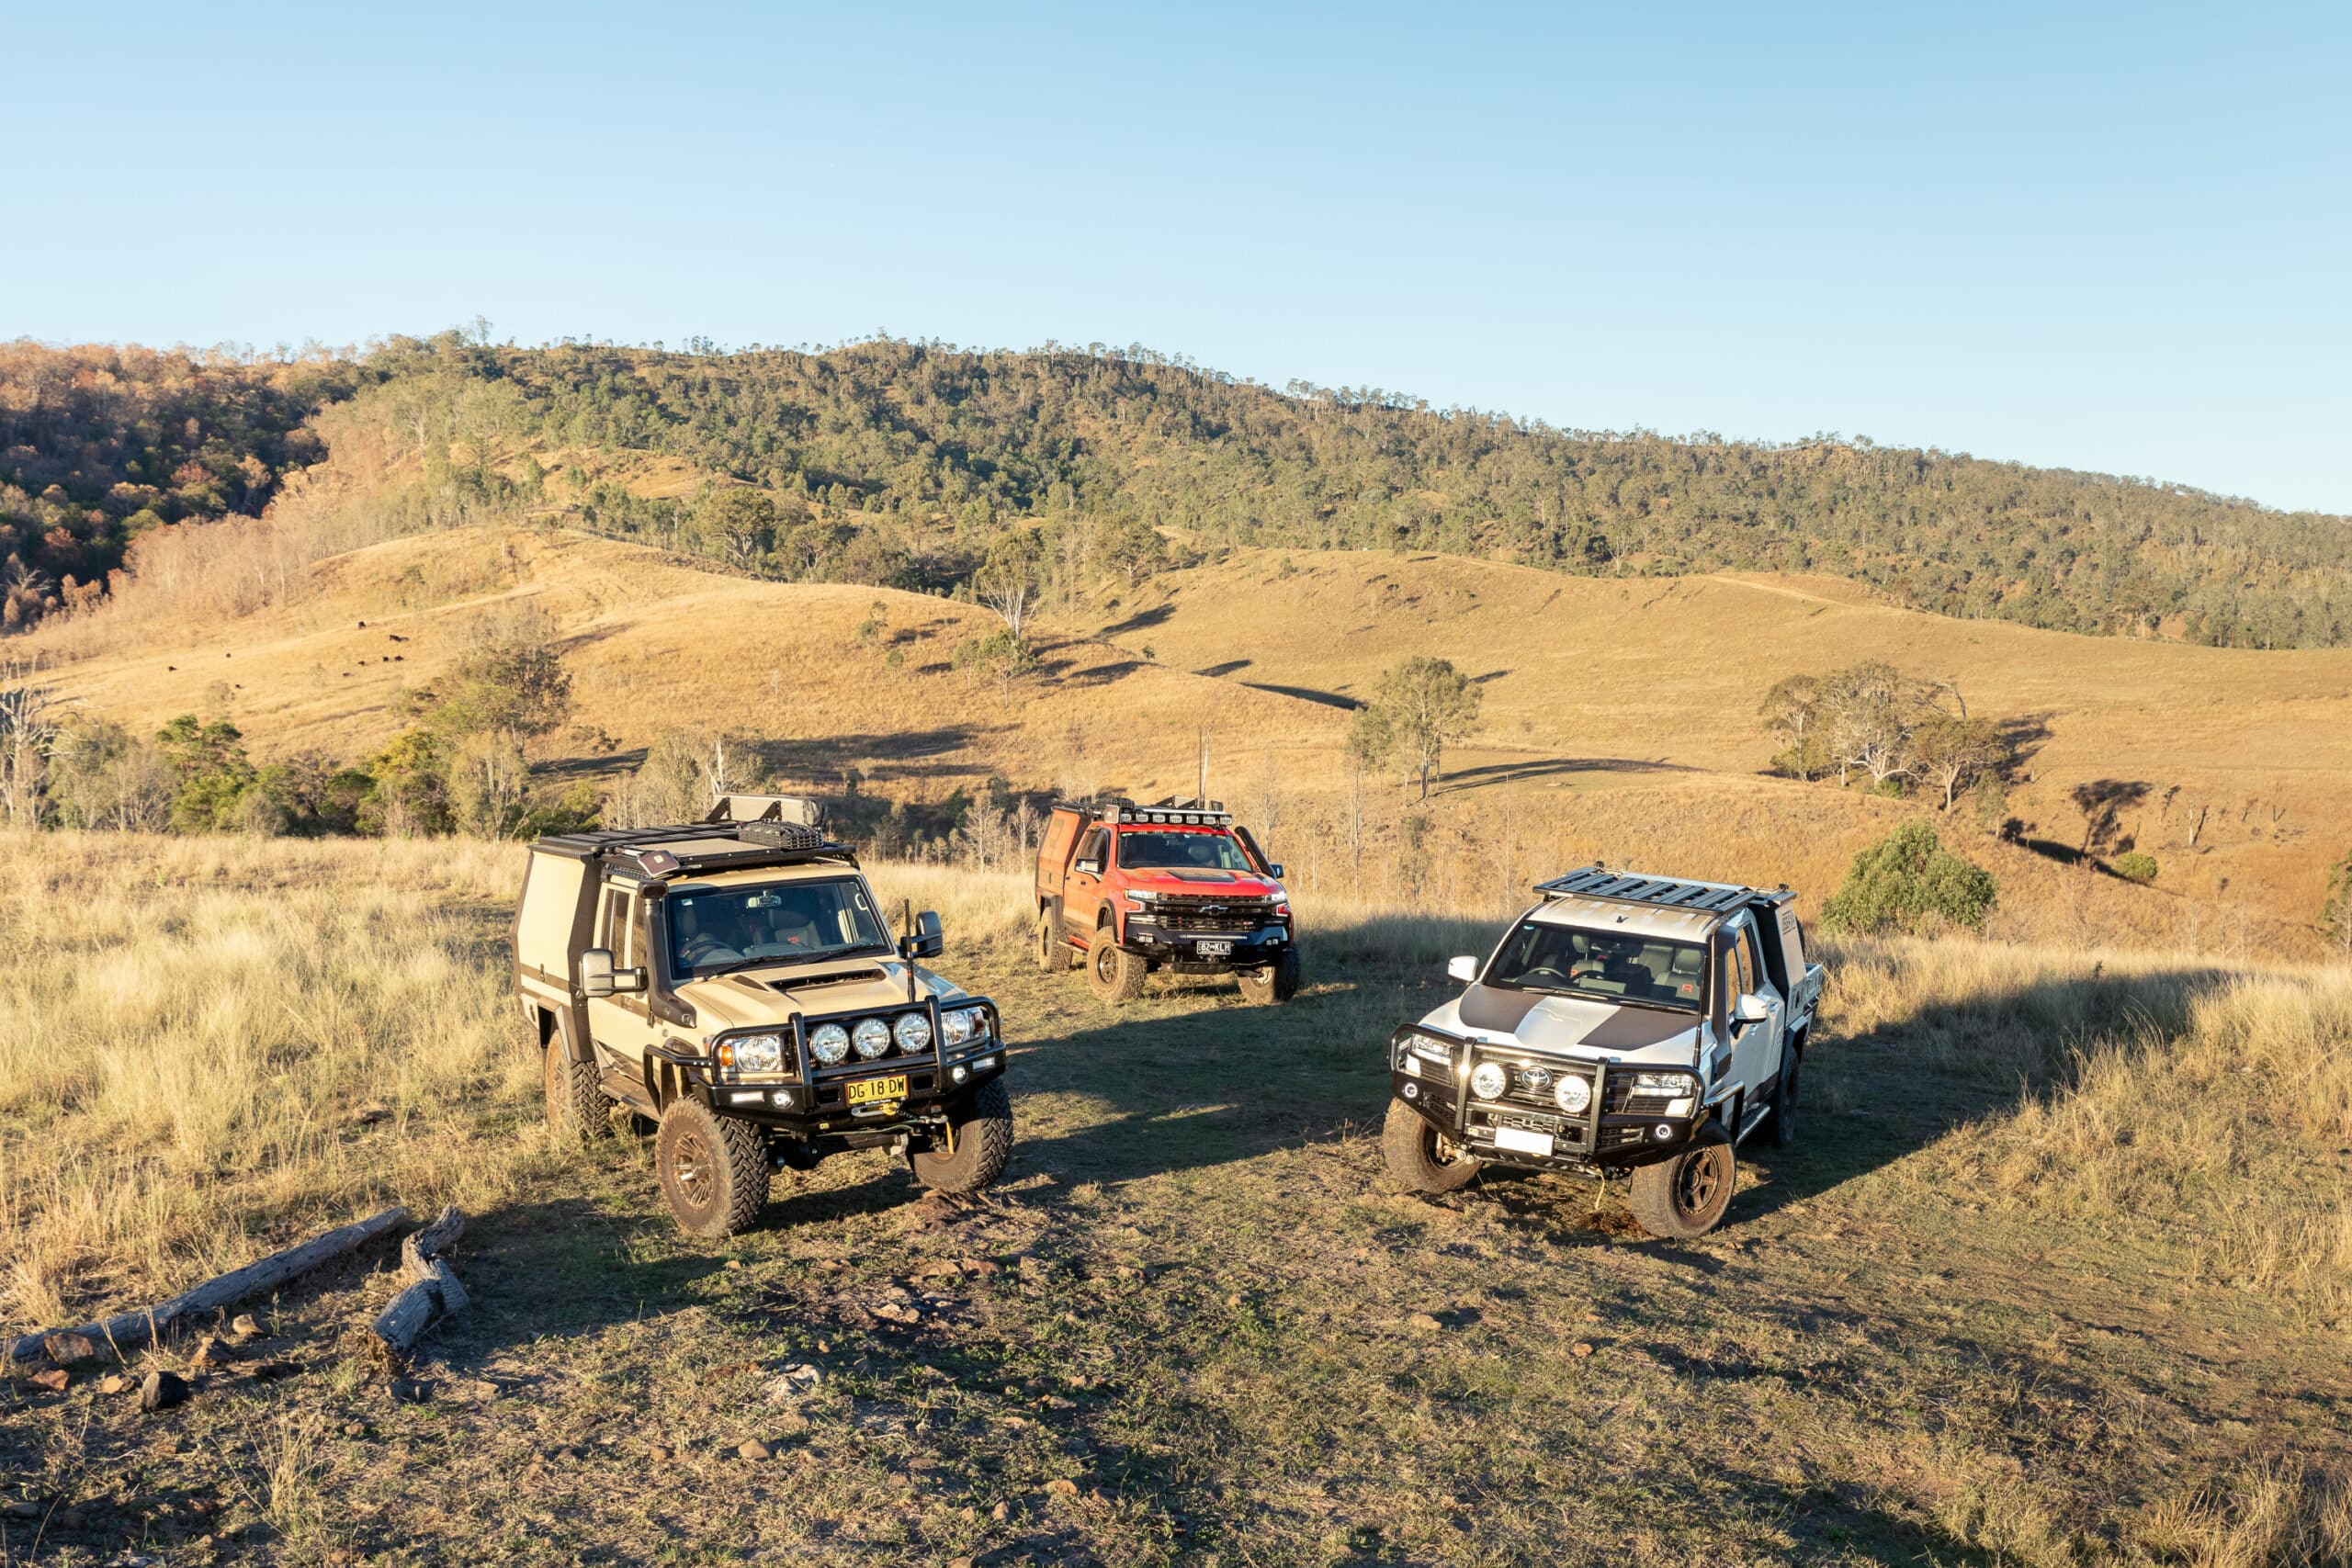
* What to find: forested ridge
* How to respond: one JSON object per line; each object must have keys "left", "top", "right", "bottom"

{"left": 9, "top": 333, "right": 2351, "bottom": 648}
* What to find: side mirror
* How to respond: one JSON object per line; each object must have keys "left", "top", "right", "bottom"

{"left": 580, "top": 948, "right": 616, "bottom": 998}
{"left": 900, "top": 909, "right": 944, "bottom": 962}
{"left": 1735, "top": 992, "right": 1772, "bottom": 1023}
{"left": 1074, "top": 858, "right": 1102, "bottom": 877}
{"left": 1447, "top": 955, "right": 1480, "bottom": 984}
{"left": 615, "top": 966, "right": 648, "bottom": 994}
{"left": 1269, "top": 863, "right": 1285, "bottom": 880}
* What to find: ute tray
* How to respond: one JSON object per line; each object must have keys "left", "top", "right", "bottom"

{"left": 1532, "top": 865, "right": 1792, "bottom": 914}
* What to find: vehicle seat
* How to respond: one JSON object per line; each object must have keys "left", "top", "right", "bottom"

{"left": 1668, "top": 946, "right": 1704, "bottom": 1003}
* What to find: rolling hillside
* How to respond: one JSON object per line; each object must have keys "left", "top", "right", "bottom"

{"left": 37, "top": 522, "right": 2350, "bottom": 957}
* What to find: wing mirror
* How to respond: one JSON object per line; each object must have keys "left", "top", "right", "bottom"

{"left": 900, "top": 909, "right": 944, "bottom": 962}
{"left": 1074, "top": 857, "right": 1102, "bottom": 876}
{"left": 1446, "top": 955, "right": 1480, "bottom": 984}
{"left": 1268, "top": 863, "right": 1285, "bottom": 879}
{"left": 1734, "top": 991, "right": 1772, "bottom": 1023}
{"left": 580, "top": 949, "right": 648, "bottom": 998}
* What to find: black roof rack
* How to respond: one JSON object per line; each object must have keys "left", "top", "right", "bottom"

{"left": 532, "top": 810, "right": 857, "bottom": 879}
{"left": 1057, "top": 795, "right": 1233, "bottom": 828}
{"left": 1532, "top": 864, "right": 1786, "bottom": 915}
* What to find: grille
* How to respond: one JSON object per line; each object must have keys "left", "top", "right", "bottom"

{"left": 1492, "top": 1060, "right": 1600, "bottom": 1116}
{"left": 1151, "top": 896, "right": 1275, "bottom": 934}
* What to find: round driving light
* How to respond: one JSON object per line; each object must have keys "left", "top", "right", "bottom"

{"left": 772, "top": 1089, "right": 795, "bottom": 1108}
{"left": 853, "top": 1019, "right": 891, "bottom": 1059}
{"left": 894, "top": 1012, "right": 933, "bottom": 1053}
{"left": 809, "top": 1023, "right": 850, "bottom": 1065}
{"left": 951, "top": 1064, "right": 968, "bottom": 1083}
{"left": 1402, "top": 1081, "right": 1419, "bottom": 1100}
{"left": 1654, "top": 1123, "right": 1675, "bottom": 1140}
{"left": 1554, "top": 1077, "right": 1593, "bottom": 1114}
{"left": 1470, "top": 1063, "right": 1508, "bottom": 1100}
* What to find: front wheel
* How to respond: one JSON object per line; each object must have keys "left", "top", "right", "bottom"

{"left": 1236, "top": 947, "right": 1302, "bottom": 1006}
{"left": 910, "top": 1077, "right": 1014, "bottom": 1194}
{"left": 1382, "top": 1096, "right": 1479, "bottom": 1193}
{"left": 1627, "top": 1138, "right": 1736, "bottom": 1239}
{"left": 655, "top": 1100, "right": 770, "bottom": 1237}
{"left": 1086, "top": 929, "right": 1148, "bottom": 1002}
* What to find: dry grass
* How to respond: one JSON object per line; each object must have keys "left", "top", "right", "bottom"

{"left": 5, "top": 832, "right": 2350, "bottom": 1564}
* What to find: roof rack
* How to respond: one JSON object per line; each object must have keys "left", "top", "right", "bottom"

{"left": 1059, "top": 795, "right": 1233, "bottom": 828}
{"left": 1532, "top": 863, "right": 1772, "bottom": 915}
{"left": 532, "top": 801, "right": 856, "bottom": 879}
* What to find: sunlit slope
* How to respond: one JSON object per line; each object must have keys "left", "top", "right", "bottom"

{"left": 1090, "top": 549, "right": 2352, "bottom": 918}
{"left": 48, "top": 527, "right": 1346, "bottom": 796}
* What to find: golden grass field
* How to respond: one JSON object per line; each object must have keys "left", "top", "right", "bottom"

{"left": 4, "top": 833, "right": 2349, "bottom": 1565}
{"left": 27, "top": 519, "right": 2352, "bottom": 959}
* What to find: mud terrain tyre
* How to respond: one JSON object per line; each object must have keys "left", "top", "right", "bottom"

{"left": 1382, "top": 1096, "right": 1479, "bottom": 1193}
{"left": 910, "top": 1077, "right": 1014, "bottom": 1195}
{"left": 1765, "top": 1048, "right": 1801, "bottom": 1148}
{"left": 655, "top": 1100, "right": 769, "bottom": 1237}
{"left": 1034, "top": 910, "right": 1070, "bottom": 973}
{"left": 1628, "top": 1137, "right": 1736, "bottom": 1239}
{"left": 1236, "top": 947, "right": 1302, "bottom": 1005}
{"left": 543, "top": 1041, "right": 606, "bottom": 1142}
{"left": 1086, "top": 926, "right": 1148, "bottom": 1002}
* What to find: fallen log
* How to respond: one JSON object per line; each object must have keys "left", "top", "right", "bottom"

{"left": 8, "top": 1205, "right": 408, "bottom": 1366}
{"left": 369, "top": 1206, "right": 468, "bottom": 1361}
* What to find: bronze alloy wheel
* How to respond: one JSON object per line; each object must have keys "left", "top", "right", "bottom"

{"left": 1675, "top": 1144, "right": 1726, "bottom": 1215}
{"left": 669, "top": 1125, "right": 715, "bottom": 1209}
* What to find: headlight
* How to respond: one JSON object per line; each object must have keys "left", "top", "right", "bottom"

{"left": 718, "top": 1032, "right": 785, "bottom": 1077}
{"left": 1634, "top": 1071, "right": 1699, "bottom": 1097}
{"left": 1407, "top": 1036, "right": 1451, "bottom": 1065}
{"left": 809, "top": 1022, "right": 850, "bottom": 1065}
{"left": 1470, "top": 1062, "right": 1507, "bottom": 1100}
{"left": 1554, "top": 1076, "right": 1592, "bottom": 1114}
{"left": 853, "top": 1018, "right": 891, "bottom": 1059}
{"left": 894, "top": 1012, "right": 933, "bottom": 1053}
{"left": 940, "top": 1006, "right": 989, "bottom": 1047}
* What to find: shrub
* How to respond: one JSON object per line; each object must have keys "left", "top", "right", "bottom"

{"left": 1821, "top": 819, "right": 1998, "bottom": 935}
{"left": 2112, "top": 852, "right": 2159, "bottom": 883}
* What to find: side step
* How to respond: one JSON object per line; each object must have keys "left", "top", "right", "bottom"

{"left": 598, "top": 1067, "right": 658, "bottom": 1116}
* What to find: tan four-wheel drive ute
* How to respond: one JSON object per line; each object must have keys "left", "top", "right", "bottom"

{"left": 1383, "top": 866, "right": 1823, "bottom": 1239}
{"left": 513, "top": 795, "right": 1013, "bottom": 1236}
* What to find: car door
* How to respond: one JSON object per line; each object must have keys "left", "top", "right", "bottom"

{"left": 1729, "top": 916, "right": 1787, "bottom": 1105}
{"left": 584, "top": 883, "right": 662, "bottom": 1077}
{"left": 1063, "top": 826, "right": 1111, "bottom": 944}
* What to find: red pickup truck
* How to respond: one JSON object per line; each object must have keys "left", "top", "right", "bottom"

{"left": 1034, "top": 796, "right": 1301, "bottom": 1004}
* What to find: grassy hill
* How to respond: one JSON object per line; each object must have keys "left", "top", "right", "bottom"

{"left": 13, "top": 333, "right": 2352, "bottom": 648}
{"left": 34, "top": 518, "right": 2348, "bottom": 956}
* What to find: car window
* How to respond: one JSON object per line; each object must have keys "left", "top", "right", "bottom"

{"left": 1730, "top": 927, "right": 1756, "bottom": 999}
{"left": 1115, "top": 830, "right": 1254, "bottom": 873}
{"left": 603, "top": 888, "right": 634, "bottom": 968}
{"left": 1484, "top": 922, "right": 1705, "bottom": 1011}
{"left": 668, "top": 877, "right": 888, "bottom": 975}
{"left": 1077, "top": 829, "right": 1109, "bottom": 867}
{"left": 1743, "top": 926, "right": 1771, "bottom": 998}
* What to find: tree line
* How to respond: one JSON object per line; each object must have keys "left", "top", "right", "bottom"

{"left": 11, "top": 333, "right": 2352, "bottom": 649}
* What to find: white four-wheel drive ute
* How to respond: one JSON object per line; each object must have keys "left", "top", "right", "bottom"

{"left": 1383, "top": 865, "right": 1824, "bottom": 1239}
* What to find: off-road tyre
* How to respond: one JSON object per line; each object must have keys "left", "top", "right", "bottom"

{"left": 655, "top": 1099, "right": 770, "bottom": 1237}
{"left": 1236, "top": 946, "right": 1303, "bottom": 1006}
{"left": 1086, "top": 927, "right": 1148, "bottom": 1002}
{"left": 1628, "top": 1137, "right": 1736, "bottom": 1239}
{"left": 1765, "top": 1046, "right": 1801, "bottom": 1148}
{"left": 542, "top": 1040, "right": 607, "bottom": 1142}
{"left": 1033, "top": 910, "right": 1070, "bottom": 974}
{"left": 1382, "top": 1096, "right": 1479, "bottom": 1193}
{"left": 910, "top": 1077, "right": 1014, "bottom": 1195}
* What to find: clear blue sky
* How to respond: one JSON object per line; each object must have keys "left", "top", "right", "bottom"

{"left": 7, "top": 2, "right": 2347, "bottom": 512}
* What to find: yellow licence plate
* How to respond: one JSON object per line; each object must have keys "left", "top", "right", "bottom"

{"left": 845, "top": 1074, "right": 909, "bottom": 1107}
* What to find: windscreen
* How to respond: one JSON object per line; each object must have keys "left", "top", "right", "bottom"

{"left": 1483, "top": 921, "right": 1706, "bottom": 1010}
{"left": 668, "top": 878, "right": 889, "bottom": 975}
{"left": 1116, "top": 829, "right": 1256, "bottom": 873}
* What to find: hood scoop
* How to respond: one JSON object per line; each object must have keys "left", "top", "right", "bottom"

{"left": 766, "top": 966, "right": 887, "bottom": 996}
{"left": 1158, "top": 869, "right": 1240, "bottom": 883}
